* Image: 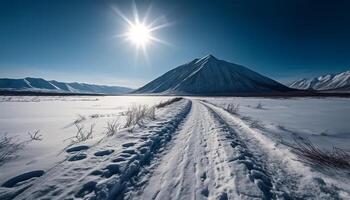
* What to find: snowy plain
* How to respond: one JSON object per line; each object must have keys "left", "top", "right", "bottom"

{"left": 201, "top": 97, "right": 350, "bottom": 150}
{"left": 0, "top": 96, "right": 171, "bottom": 183}
{"left": 0, "top": 96, "right": 350, "bottom": 199}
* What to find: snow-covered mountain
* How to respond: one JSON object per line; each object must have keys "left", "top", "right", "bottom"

{"left": 0, "top": 77, "right": 133, "bottom": 94}
{"left": 289, "top": 70, "right": 350, "bottom": 92}
{"left": 133, "top": 55, "right": 293, "bottom": 95}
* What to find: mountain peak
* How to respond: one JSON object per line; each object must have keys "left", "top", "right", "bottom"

{"left": 195, "top": 54, "right": 219, "bottom": 66}
{"left": 133, "top": 55, "right": 292, "bottom": 95}
{"left": 201, "top": 54, "right": 218, "bottom": 61}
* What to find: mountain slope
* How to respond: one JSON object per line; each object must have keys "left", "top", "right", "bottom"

{"left": 289, "top": 70, "right": 350, "bottom": 91}
{"left": 133, "top": 55, "right": 292, "bottom": 95}
{"left": 0, "top": 77, "right": 133, "bottom": 94}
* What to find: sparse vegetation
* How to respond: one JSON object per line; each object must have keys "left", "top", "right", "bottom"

{"left": 284, "top": 136, "right": 350, "bottom": 172}
{"left": 106, "top": 119, "right": 122, "bottom": 136}
{"left": 225, "top": 103, "right": 240, "bottom": 115}
{"left": 89, "top": 114, "right": 100, "bottom": 119}
{"left": 250, "top": 120, "right": 264, "bottom": 129}
{"left": 28, "top": 130, "right": 43, "bottom": 141}
{"left": 124, "top": 105, "right": 156, "bottom": 131}
{"left": 66, "top": 123, "right": 95, "bottom": 145}
{"left": 73, "top": 115, "right": 86, "bottom": 125}
{"left": 0, "top": 134, "right": 25, "bottom": 166}
{"left": 67, "top": 98, "right": 180, "bottom": 140}
{"left": 155, "top": 97, "right": 183, "bottom": 108}
{"left": 256, "top": 102, "right": 263, "bottom": 109}
{"left": 0, "top": 130, "right": 43, "bottom": 166}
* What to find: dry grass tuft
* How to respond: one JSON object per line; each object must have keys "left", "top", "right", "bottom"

{"left": 0, "top": 130, "right": 43, "bottom": 166}
{"left": 66, "top": 123, "right": 95, "bottom": 145}
{"left": 256, "top": 102, "right": 263, "bottom": 109}
{"left": 284, "top": 136, "right": 350, "bottom": 171}
{"left": 155, "top": 97, "right": 183, "bottom": 108}
{"left": 106, "top": 119, "right": 122, "bottom": 136}
{"left": 226, "top": 103, "right": 240, "bottom": 115}
{"left": 0, "top": 134, "right": 25, "bottom": 166}
{"left": 28, "top": 130, "right": 43, "bottom": 141}
{"left": 124, "top": 105, "right": 156, "bottom": 130}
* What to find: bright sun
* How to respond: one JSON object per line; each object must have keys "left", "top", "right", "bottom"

{"left": 113, "top": 3, "right": 170, "bottom": 59}
{"left": 127, "top": 23, "right": 151, "bottom": 47}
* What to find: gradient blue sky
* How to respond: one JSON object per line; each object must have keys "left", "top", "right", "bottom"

{"left": 1, "top": 0, "right": 350, "bottom": 88}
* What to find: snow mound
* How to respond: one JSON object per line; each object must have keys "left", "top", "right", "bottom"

{"left": 133, "top": 54, "right": 292, "bottom": 95}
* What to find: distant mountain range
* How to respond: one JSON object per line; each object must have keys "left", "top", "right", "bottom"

{"left": 133, "top": 55, "right": 293, "bottom": 95}
{"left": 289, "top": 70, "right": 350, "bottom": 92}
{"left": 0, "top": 77, "right": 133, "bottom": 94}
{"left": 2, "top": 59, "right": 349, "bottom": 96}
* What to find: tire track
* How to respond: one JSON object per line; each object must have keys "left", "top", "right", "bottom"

{"left": 134, "top": 100, "right": 271, "bottom": 200}
{"left": 202, "top": 100, "right": 344, "bottom": 199}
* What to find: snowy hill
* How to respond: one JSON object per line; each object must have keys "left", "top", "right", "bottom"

{"left": 0, "top": 77, "right": 133, "bottom": 94}
{"left": 133, "top": 55, "right": 292, "bottom": 95}
{"left": 289, "top": 70, "right": 350, "bottom": 92}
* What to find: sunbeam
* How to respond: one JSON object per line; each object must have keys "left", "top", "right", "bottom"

{"left": 112, "top": 2, "right": 170, "bottom": 59}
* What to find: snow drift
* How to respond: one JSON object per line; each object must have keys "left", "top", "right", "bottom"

{"left": 133, "top": 55, "right": 292, "bottom": 95}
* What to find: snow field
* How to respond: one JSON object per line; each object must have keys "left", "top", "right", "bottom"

{"left": 1, "top": 96, "right": 350, "bottom": 199}
{"left": 203, "top": 101, "right": 348, "bottom": 199}
{"left": 0, "top": 98, "right": 191, "bottom": 199}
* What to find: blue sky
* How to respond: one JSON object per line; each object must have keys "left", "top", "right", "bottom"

{"left": 1, "top": 0, "right": 350, "bottom": 88}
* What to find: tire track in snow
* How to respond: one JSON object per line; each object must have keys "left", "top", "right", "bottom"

{"left": 137, "top": 99, "right": 344, "bottom": 199}
{"left": 131, "top": 101, "right": 211, "bottom": 200}
{"left": 134, "top": 100, "right": 271, "bottom": 200}
{"left": 202, "top": 100, "right": 345, "bottom": 199}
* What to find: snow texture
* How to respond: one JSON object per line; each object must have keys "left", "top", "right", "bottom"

{"left": 0, "top": 96, "right": 349, "bottom": 199}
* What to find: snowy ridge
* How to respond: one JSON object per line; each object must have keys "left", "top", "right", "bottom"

{"left": 289, "top": 70, "right": 350, "bottom": 91}
{"left": 0, "top": 77, "right": 132, "bottom": 94}
{"left": 133, "top": 55, "right": 293, "bottom": 95}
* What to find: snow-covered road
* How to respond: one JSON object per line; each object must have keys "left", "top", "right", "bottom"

{"left": 1, "top": 98, "right": 349, "bottom": 199}
{"left": 132, "top": 100, "right": 346, "bottom": 199}
{"left": 134, "top": 100, "right": 239, "bottom": 200}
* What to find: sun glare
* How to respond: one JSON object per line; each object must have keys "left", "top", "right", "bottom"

{"left": 113, "top": 3, "right": 170, "bottom": 60}
{"left": 127, "top": 23, "right": 151, "bottom": 47}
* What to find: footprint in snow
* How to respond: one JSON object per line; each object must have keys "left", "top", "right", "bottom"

{"left": 218, "top": 192, "right": 228, "bottom": 200}
{"left": 66, "top": 145, "right": 89, "bottom": 153}
{"left": 102, "top": 163, "right": 121, "bottom": 178}
{"left": 2, "top": 170, "right": 45, "bottom": 188}
{"left": 68, "top": 153, "right": 87, "bottom": 161}
{"left": 121, "top": 149, "right": 136, "bottom": 155}
{"left": 112, "top": 157, "right": 126, "bottom": 162}
{"left": 201, "top": 187, "right": 209, "bottom": 197}
{"left": 94, "top": 149, "right": 114, "bottom": 156}
{"left": 75, "top": 181, "right": 97, "bottom": 198}
{"left": 119, "top": 153, "right": 132, "bottom": 158}
{"left": 122, "top": 142, "right": 136, "bottom": 148}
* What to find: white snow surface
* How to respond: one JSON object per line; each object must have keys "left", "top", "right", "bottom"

{"left": 289, "top": 70, "right": 350, "bottom": 91}
{"left": 0, "top": 96, "right": 171, "bottom": 184}
{"left": 0, "top": 96, "right": 349, "bottom": 199}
